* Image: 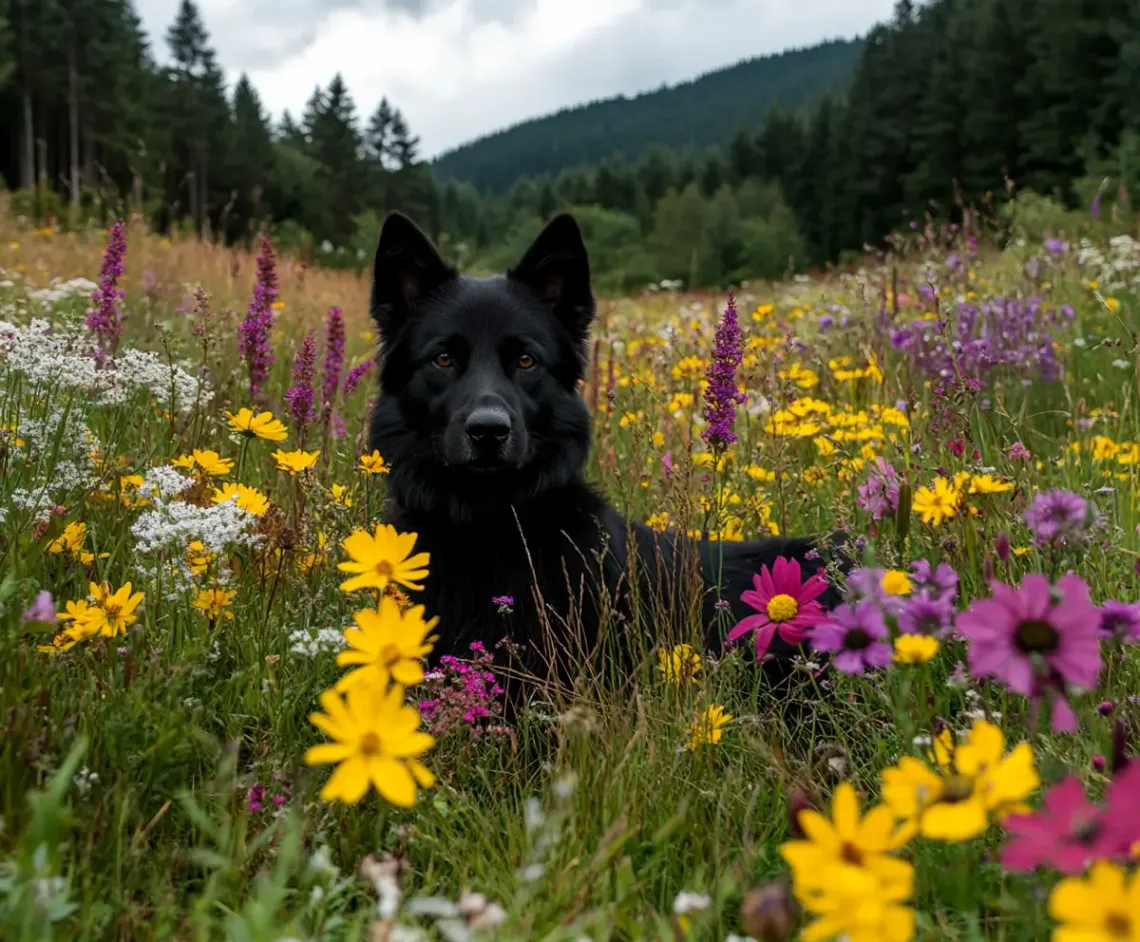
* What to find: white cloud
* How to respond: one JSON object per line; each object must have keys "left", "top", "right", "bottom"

{"left": 135, "top": 0, "right": 896, "bottom": 157}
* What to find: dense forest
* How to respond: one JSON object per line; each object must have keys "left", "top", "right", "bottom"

{"left": 1, "top": 0, "right": 1139, "bottom": 291}
{"left": 431, "top": 39, "right": 865, "bottom": 192}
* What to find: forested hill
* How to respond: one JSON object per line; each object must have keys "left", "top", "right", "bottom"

{"left": 431, "top": 38, "right": 864, "bottom": 193}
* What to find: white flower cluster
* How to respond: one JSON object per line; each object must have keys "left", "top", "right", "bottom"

{"left": 3, "top": 410, "right": 101, "bottom": 523}
{"left": 0, "top": 319, "right": 209, "bottom": 414}
{"left": 288, "top": 624, "right": 346, "bottom": 658}
{"left": 132, "top": 497, "right": 261, "bottom": 558}
{"left": 25, "top": 277, "right": 98, "bottom": 309}
{"left": 1077, "top": 234, "right": 1140, "bottom": 291}
{"left": 138, "top": 465, "right": 193, "bottom": 501}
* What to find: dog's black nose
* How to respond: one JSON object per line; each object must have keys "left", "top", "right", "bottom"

{"left": 465, "top": 406, "right": 511, "bottom": 448}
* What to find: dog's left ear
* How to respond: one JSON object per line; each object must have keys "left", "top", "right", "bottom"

{"left": 508, "top": 214, "right": 595, "bottom": 342}
{"left": 371, "top": 212, "right": 456, "bottom": 337}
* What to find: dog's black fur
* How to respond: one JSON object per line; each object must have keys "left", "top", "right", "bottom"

{"left": 367, "top": 212, "right": 846, "bottom": 685}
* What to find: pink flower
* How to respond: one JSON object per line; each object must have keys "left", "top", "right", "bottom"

{"left": 957, "top": 573, "right": 1102, "bottom": 732}
{"left": 1000, "top": 776, "right": 1139, "bottom": 875}
{"left": 728, "top": 556, "right": 829, "bottom": 659}
{"left": 22, "top": 590, "right": 57, "bottom": 625}
{"left": 810, "top": 601, "right": 892, "bottom": 675}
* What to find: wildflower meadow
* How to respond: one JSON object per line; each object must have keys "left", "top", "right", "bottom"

{"left": 2, "top": 201, "right": 1139, "bottom": 942}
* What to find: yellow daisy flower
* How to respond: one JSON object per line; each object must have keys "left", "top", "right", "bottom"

{"left": 211, "top": 482, "right": 269, "bottom": 515}
{"left": 273, "top": 449, "right": 319, "bottom": 475}
{"left": 359, "top": 450, "right": 390, "bottom": 475}
{"left": 305, "top": 683, "right": 435, "bottom": 806}
{"left": 337, "top": 524, "right": 430, "bottom": 594}
{"left": 336, "top": 596, "right": 439, "bottom": 691}
{"left": 226, "top": 408, "right": 288, "bottom": 441}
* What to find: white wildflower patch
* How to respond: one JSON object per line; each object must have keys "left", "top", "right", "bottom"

{"left": 1077, "top": 235, "right": 1140, "bottom": 291}
{"left": 25, "top": 277, "right": 98, "bottom": 309}
{"left": 288, "top": 624, "right": 346, "bottom": 658}
{"left": 0, "top": 319, "right": 209, "bottom": 413}
{"left": 139, "top": 465, "right": 193, "bottom": 501}
{"left": 132, "top": 497, "right": 261, "bottom": 558}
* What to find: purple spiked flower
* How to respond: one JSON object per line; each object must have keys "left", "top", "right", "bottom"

{"left": 86, "top": 220, "right": 127, "bottom": 362}
{"left": 701, "top": 292, "right": 745, "bottom": 452}
{"left": 285, "top": 334, "right": 318, "bottom": 440}
{"left": 321, "top": 306, "right": 346, "bottom": 429}
{"left": 237, "top": 234, "right": 279, "bottom": 399}
{"left": 343, "top": 359, "right": 374, "bottom": 396}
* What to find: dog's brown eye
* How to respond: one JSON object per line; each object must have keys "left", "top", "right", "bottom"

{"left": 517, "top": 353, "right": 536, "bottom": 370}
{"left": 434, "top": 352, "right": 454, "bottom": 369}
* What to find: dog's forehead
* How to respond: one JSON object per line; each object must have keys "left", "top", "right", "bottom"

{"left": 426, "top": 276, "right": 554, "bottom": 342}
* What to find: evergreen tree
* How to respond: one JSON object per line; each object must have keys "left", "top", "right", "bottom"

{"left": 305, "top": 73, "right": 363, "bottom": 244}
{"left": 387, "top": 108, "right": 419, "bottom": 169}
{"left": 228, "top": 74, "right": 274, "bottom": 239}
{"left": 164, "top": 0, "right": 228, "bottom": 232}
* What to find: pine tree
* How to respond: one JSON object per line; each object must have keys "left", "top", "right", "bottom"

{"left": 306, "top": 73, "right": 364, "bottom": 244}
{"left": 164, "top": 0, "right": 228, "bottom": 232}
{"left": 228, "top": 74, "right": 274, "bottom": 239}
{"left": 387, "top": 108, "right": 419, "bottom": 169}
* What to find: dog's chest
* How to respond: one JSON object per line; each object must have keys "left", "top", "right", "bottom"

{"left": 397, "top": 509, "right": 612, "bottom": 664}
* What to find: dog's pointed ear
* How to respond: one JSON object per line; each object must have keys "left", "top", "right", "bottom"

{"left": 370, "top": 212, "right": 456, "bottom": 336}
{"left": 508, "top": 213, "right": 594, "bottom": 341}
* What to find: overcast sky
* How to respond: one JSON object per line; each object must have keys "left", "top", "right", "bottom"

{"left": 134, "top": 0, "right": 897, "bottom": 158}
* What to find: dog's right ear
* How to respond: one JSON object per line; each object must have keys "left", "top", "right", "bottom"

{"left": 370, "top": 212, "right": 456, "bottom": 336}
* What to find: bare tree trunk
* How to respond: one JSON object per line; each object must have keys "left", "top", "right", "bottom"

{"left": 68, "top": 45, "right": 81, "bottom": 209}
{"left": 21, "top": 88, "right": 34, "bottom": 189}
{"left": 200, "top": 156, "right": 209, "bottom": 237}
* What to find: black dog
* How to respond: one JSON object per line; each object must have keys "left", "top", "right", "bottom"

{"left": 367, "top": 212, "right": 846, "bottom": 688}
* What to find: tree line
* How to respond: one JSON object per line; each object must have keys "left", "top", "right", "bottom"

{"left": 1, "top": 0, "right": 1138, "bottom": 291}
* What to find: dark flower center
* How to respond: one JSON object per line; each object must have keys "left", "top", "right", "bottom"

{"left": 844, "top": 628, "right": 872, "bottom": 651}
{"left": 359, "top": 731, "right": 383, "bottom": 755}
{"left": 1104, "top": 912, "right": 1131, "bottom": 939}
{"left": 938, "top": 775, "right": 975, "bottom": 804}
{"left": 1014, "top": 619, "right": 1059, "bottom": 654}
{"left": 840, "top": 842, "right": 863, "bottom": 865}
{"left": 1071, "top": 814, "right": 1102, "bottom": 844}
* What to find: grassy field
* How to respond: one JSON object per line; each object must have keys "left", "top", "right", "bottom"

{"left": 1, "top": 204, "right": 1139, "bottom": 942}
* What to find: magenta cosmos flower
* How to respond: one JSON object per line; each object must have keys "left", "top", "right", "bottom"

{"left": 957, "top": 573, "right": 1102, "bottom": 730}
{"left": 728, "top": 556, "right": 829, "bottom": 659}
{"left": 1000, "top": 776, "right": 1140, "bottom": 875}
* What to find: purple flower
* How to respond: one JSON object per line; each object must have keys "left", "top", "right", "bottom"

{"left": 810, "top": 601, "right": 892, "bottom": 675}
{"left": 1044, "top": 238, "right": 1068, "bottom": 257}
{"left": 22, "top": 590, "right": 56, "bottom": 625}
{"left": 856, "top": 457, "right": 900, "bottom": 521}
{"left": 1099, "top": 600, "right": 1140, "bottom": 643}
{"left": 492, "top": 595, "right": 515, "bottom": 614}
{"left": 700, "top": 292, "right": 745, "bottom": 452}
{"left": 85, "top": 220, "right": 127, "bottom": 362}
{"left": 237, "top": 234, "right": 278, "bottom": 398}
{"left": 898, "top": 593, "right": 954, "bottom": 637}
{"left": 343, "top": 359, "right": 374, "bottom": 396}
{"left": 284, "top": 334, "right": 318, "bottom": 434}
{"left": 845, "top": 567, "right": 906, "bottom": 617}
{"left": 957, "top": 573, "right": 1102, "bottom": 733}
{"left": 1024, "top": 489, "right": 1088, "bottom": 547}
{"left": 247, "top": 784, "right": 266, "bottom": 813}
{"left": 910, "top": 559, "right": 959, "bottom": 603}
{"left": 321, "top": 306, "right": 346, "bottom": 425}
{"left": 1008, "top": 442, "right": 1031, "bottom": 461}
